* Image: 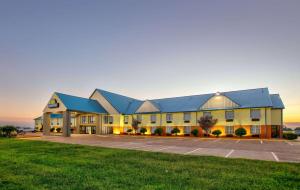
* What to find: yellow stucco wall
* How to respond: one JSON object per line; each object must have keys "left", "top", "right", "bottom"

{"left": 271, "top": 109, "right": 282, "bottom": 125}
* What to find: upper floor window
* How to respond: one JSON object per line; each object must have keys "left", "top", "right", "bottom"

{"left": 250, "top": 125, "right": 260, "bottom": 135}
{"left": 225, "top": 111, "right": 234, "bottom": 122}
{"left": 150, "top": 114, "right": 156, "bottom": 123}
{"left": 184, "top": 113, "right": 191, "bottom": 123}
{"left": 137, "top": 115, "right": 142, "bottom": 124}
{"left": 166, "top": 113, "right": 173, "bottom": 123}
{"left": 104, "top": 116, "right": 109, "bottom": 124}
{"left": 124, "top": 116, "right": 129, "bottom": 124}
{"left": 108, "top": 116, "right": 113, "bottom": 124}
{"left": 250, "top": 109, "right": 261, "bottom": 121}
{"left": 203, "top": 112, "right": 211, "bottom": 117}
{"left": 81, "top": 116, "right": 86, "bottom": 124}
{"left": 88, "top": 116, "right": 95, "bottom": 123}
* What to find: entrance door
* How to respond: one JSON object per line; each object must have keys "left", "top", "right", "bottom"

{"left": 271, "top": 125, "right": 279, "bottom": 138}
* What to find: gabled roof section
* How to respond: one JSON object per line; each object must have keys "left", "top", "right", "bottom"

{"left": 221, "top": 88, "right": 273, "bottom": 108}
{"left": 201, "top": 94, "right": 239, "bottom": 110}
{"left": 95, "top": 89, "right": 143, "bottom": 114}
{"left": 136, "top": 100, "right": 160, "bottom": 113}
{"left": 151, "top": 94, "right": 214, "bottom": 113}
{"left": 55, "top": 92, "right": 107, "bottom": 114}
{"left": 270, "top": 94, "right": 285, "bottom": 109}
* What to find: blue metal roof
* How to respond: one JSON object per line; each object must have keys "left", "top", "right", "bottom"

{"left": 56, "top": 92, "right": 107, "bottom": 114}
{"left": 221, "top": 88, "right": 273, "bottom": 108}
{"left": 270, "top": 94, "right": 285, "bottom": 109}
{"left": 151, "top": 94, "right": 214, "bottom": 113}
{"left": 93, "top": 88, "right": 283, "bottom": 114}
{"left": 96, "top": 89, "right": 143, "bottom": 114}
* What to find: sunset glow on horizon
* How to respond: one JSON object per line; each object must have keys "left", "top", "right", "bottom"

{"left": 0, "top": 0, "right": 300, "bottom": 126}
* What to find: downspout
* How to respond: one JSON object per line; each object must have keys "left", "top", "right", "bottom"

{"left": 265, "top": 108, "right": 267, "bottom": 138}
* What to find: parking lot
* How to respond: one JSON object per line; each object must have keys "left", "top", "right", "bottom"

{"left": 26, "top": 134, "right": 300, "bottom": 163}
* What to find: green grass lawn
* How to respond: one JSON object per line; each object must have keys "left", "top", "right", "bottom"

{"left": 0, "top": 139, "right": 299, "bottom": 190}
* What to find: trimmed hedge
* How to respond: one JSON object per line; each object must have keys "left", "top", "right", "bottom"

{"left": 191, "top": 129, "right": 199, "bottom": 137}
{"left": 283, "top": 133, "right": 298, "bottom": 140}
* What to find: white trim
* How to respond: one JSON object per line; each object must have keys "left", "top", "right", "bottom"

{"left": 136, "top": 100, "right": 160, "bottom": 113}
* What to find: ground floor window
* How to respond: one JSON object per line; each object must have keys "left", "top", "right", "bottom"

{"left": 80, "top": 126, "right": 96, "bottom": 134}
{"left": 123, "top": 127, "right": 128, "bottom": 133}
{"left": 166, "top": 126, "right": 172, "bottom": 134}
{"left": 250, "top": 125, "right": 260, "bottom": 135}
{"left": 151, "top": 127, "right": 156, "bottom": 134}
{"left": 184, "top": 126, "right": 191, "bottom": 134}
{"left": 225, "top": 126, "right": 234, "bottom": 134}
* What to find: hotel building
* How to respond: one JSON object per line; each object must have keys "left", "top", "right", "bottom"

{"left": 35, "top": 88, "right": 284, "bottom": 138}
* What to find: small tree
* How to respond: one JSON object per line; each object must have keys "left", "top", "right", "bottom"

{"left": 212, "top": 130, "right": 222, "bottom": 137}
{"left": 140, "top": 127, "right": 147, "bottom": 135}
{"left": 1, "top": 126, "right": 17, "bottom": 137}
{"left": 154, "top": 127, "right": 163, "bottom": 136}
{"left": 56, "top": 127, "right": 61, "bottom": 133}
{"left": 131, "top": 118, "right": 139, "bottom": 134}
{"left": 50, "top": 128, "right": 55, "bottom": 132}
{"left": 198, "top": 115, "right": 218, "bottom": 137}
{"left": 235, "top": 127, "right": 247, "bottom": 137}
{"left": 171, "top": 127, "right": 180, "bottom": 136}
{"left": 191, "top": 129, "right": 199, "bottom": 137}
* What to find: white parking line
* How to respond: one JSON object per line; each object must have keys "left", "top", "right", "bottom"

{"left": 132, "top": 145, "right": 152, "bottom": 149}
{"left": 213, "top": 139, "right": 221, "bottom": 142}
{"left": 184, "top": 148, "right": 202, "bottom": 155}
{"left": 157, "top": 147, "right": 171, "bottom": 151}
{"left": 271, "top": 152, "right": 279, "bottom": 162}
{"left": 285, "top": 141, "right": 293, "bottom": 146}
{"left": 235, "top": 140, "right": 240, "bottom": 144}
{"left": 225, "top": 149, "right": 234, "bottom": 158}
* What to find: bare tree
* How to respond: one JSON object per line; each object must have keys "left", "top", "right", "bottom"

{"left": 198, "top": 115, "right": 218, "bottom": 137}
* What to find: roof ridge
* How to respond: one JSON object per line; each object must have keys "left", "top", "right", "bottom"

{"left": 55, "top": 92, "right": 91, "bottom": 100}
{"left": 221, "top": 87, "right": 269, "bottom": 94}
{"left": 150, "top": 93, "right": 214, "bottom": 101}
{"left": 96, "top": 89, "right": 142, "bottom": 101}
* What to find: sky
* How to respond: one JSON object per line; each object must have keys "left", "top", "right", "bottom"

{"left": 0, "top": 0, "right": 300, "bottom": 126}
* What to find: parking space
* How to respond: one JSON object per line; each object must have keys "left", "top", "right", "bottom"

{"left": 26, "top": 135, "right": 300, "bottom": 163}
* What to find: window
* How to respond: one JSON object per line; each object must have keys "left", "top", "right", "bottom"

{"left": 151, "top": 127, "right": 156, "bottom": 134}
{"left": 166, "top": 113, "right": 173, "bottom": 123}
{"left": 203, "top": 112, "right": 211, "bottom": 117}
{"left": 251, "top": 125, "right": 260, "bottom": 135}
{"left": 184, "top": 113, "right": 191, "bottom": 123}
{"left": 151, "top": 114, "right": 156, "bottom": 123}
{"left": 250, "top": 109, "right": 261, "bottom": 121}
{"left": 124, "top": 116, "right": 129, "bottom": 124}
{"left": 88, "top": 116, "right": 95, "bottom": 123}
{"left": 108, "top": 116, "right": 113, "bottom": 124}
{"left": 184, "top": 126, "right": 191, "bottom": 134}
{"left": 225, "top": 111, "right": 234, "bottom": 122}
{"left": 225, "top": 126, "right": 234, "bottom": 134}
{"left": 123, "top": 127, "right": 128, "bottom": 133}
{"left": 104, "top": 116, "right": 109, "bottom": 124}
{"left": 137, "top": 115, "right": 142, "bottom": 124}
{"left": 166, "top": 126, "right": 172, "bottom": 134}
{"left": 81, "top": 116, "right": 86, "bottom": 124}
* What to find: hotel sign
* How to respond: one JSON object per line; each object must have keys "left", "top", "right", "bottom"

{"left": 48, "top": 99, "right": 59, "bottom": 108}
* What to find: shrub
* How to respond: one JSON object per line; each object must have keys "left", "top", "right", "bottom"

{"left": 212, "top": 130, "right": 222, "bottom": 137}
{"left": 140, "top": 127, "right": 147, "bottom": 135}
{"left": 283, "top": 133, "right": 298, "bottom": 140}
{"left": 171, "top": 127, "right": 180, "bottom": 135}
{"left": 0, "top": 126, "right": 17, "bottom": 137}
{"left": 40, "top": 126, "right": 43, "bottom": 132}
{"left": 50, "top": 128, "right": 55, "bottom": 132}
{"left": 226, "top": 134, "right": 234, "bottom": 137}
{"left": 154, "top": 127, "right": 163, "bottom": 136}
{"left": 191, "top": 129, "right": 199, "bottom": 137}
{"left": 127, "top": 129, "right": 133, "bottom": 134}
{"left": 235, "top": 127, "right": 247, "bottom": 137}
{"left": 56, "top": 127, "right": 61, "bottom": 133}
